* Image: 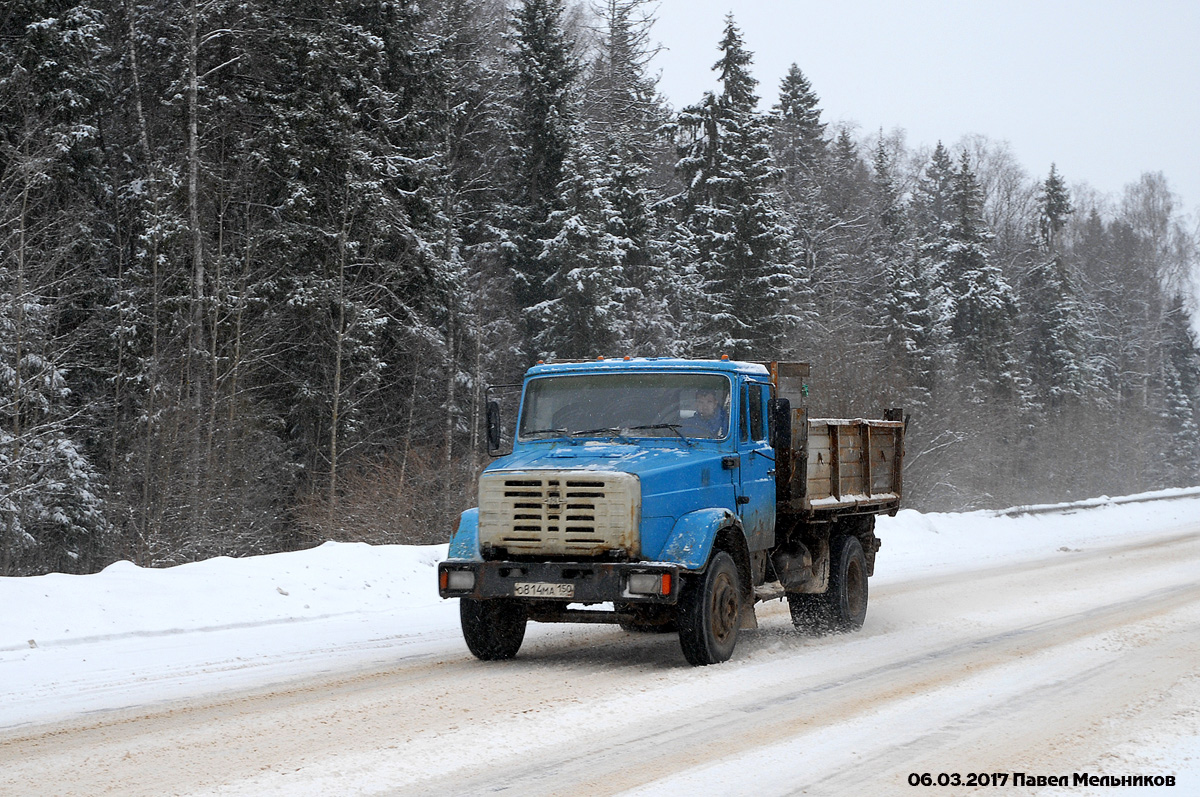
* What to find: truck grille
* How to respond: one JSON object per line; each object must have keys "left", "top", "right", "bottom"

{"left": 478, "top": 471, "right": 641, "bottom": 558}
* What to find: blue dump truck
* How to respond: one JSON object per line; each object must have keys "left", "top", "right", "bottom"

{"left": 438, "top": 358, "right": 904, "bottom": 665}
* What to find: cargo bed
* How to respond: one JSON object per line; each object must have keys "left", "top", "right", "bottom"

{"left": 764, "top": 362, "right": 904, "bottom": 518}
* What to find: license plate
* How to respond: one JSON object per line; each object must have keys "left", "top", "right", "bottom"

{"left": 513, "top": 582, "right": 574, "bottom": 599}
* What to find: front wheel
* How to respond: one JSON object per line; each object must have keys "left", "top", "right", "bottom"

{"left": 677, "top": 550, "right": 741, "bottom": 665}
{"left": 460, "top": 598, "right": 527, "bottom": 660}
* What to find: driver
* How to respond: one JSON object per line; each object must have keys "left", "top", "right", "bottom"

{"left": 686, "top": 388, "right": 728, "bottom": 438}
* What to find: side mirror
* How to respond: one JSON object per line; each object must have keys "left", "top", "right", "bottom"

{"left": 486, "top": 400, "right": 502, "bottom": 453}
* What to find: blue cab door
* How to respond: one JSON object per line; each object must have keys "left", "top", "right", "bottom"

{"left": 736, "top": 379, "right": 776, "bottom": 551}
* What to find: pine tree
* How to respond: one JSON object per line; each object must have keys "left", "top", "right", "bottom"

{"left": 671, "top": 15, "right": 793, "bottom": 359}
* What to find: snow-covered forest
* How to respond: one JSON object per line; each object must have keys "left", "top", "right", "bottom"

{"left": 3, "top": 0, "right": 1199, "bottom": 576}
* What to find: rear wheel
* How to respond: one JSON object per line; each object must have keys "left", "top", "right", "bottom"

{"left": 826, "top": 535, "right": 868, "bottom": 631}
{"left": 677, "top": 551, "right": 741, "bottom": 665}
{"left": 460, "top": 598, "right": 527, "bottom": 660}
{"left": 788, "top": 535, "right": 868, "bottom": 634}
{"left": 787, "top": 591, "right": 832, "bottom": 634}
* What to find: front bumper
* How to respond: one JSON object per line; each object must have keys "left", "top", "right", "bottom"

{"left": 438, "top": 560, "right": 681, "bottom": 604}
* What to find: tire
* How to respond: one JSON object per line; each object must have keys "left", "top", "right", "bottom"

{"left": 616, "top": 602, "right": 678, "bottom": 633}
{"left": 459, "top": 598, "right": 527, "bottom": 660}
{"left": 826, "top": 535, "right": 868, "bottom": 631}
{"left": 787, "top": 591, "right": 833, "bottom": 634}
{"left": 677, "top": 550, "right": 741, "bottom": 665}
{"left": 788, "top": 535, "right": 868, "bottom": 634}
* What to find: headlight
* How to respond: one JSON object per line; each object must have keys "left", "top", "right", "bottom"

{"left": 447, "top": 570, "right": 476, "bottom": 590}
{"left": 628, "top": 572, "right": 670, "bottom": 595}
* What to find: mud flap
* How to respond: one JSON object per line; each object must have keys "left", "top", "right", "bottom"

{"left": 738, "top": 602, "right": 758, "bottom": 630}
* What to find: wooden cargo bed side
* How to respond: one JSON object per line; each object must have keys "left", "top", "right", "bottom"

{"left": 802, "top": 418, "right": 902, "bottom": 511}
{"left": 763, "top": 361, "right": 904, "bottom": 518}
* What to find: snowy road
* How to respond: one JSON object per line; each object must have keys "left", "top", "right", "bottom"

{"left": 2, "top": 496, "right": 1199, "bottom": 796}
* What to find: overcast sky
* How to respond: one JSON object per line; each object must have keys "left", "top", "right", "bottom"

{"left": 647, "top": 0, "right": 1200, "bottom": 222}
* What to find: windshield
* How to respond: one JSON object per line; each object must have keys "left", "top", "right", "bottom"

{"left": 518, "top": 372, "right": 731, "bottom": 440}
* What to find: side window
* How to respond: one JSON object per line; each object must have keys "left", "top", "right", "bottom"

{"left": 739, "top": 383, "right": 749, "bottom": 441}
{"left": 748, "top": 383, "right": 766, "bottom": 442}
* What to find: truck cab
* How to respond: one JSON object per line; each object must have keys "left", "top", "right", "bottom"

{"left": 438, "top": 358, "right": 903, "bottom": 665}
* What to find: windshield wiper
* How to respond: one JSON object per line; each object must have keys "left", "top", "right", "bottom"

{"left": 522, "top": 427, "right": 569, "bottom": 438}
{"left": 570, "top": 427, "right": 625, "bottom": 438}
{"left": 625, "top": 423, "right": 694, "bottom": 446}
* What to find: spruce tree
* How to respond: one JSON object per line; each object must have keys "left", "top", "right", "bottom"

{"left": 912, "top": 142, "right": 956, "bottom": 234}
{"left": 531, "top": 146, "right": 627, "bottom": 359}
{"left": 503, "top": 0, "right": 581, "bottom": 354}
{"left": 824, "top": 128, "right": 872, "bottom": 219}
{"left": 1025, "top": 256, "right": 1097, "bottom": 408}
{"left": 944, "top": 151, "right": 1021, "bottom": 400}
{"left": 581, "top": 0, "right": 664, "bottom": 156}
{"left": 601, "top": 142, "right": 677, "bottom": 354}
{"left": 1038, "top": 163, "right": 1072, "bottom": 251}
{"left": 671, "top": 15, "right": 793, "bottom": 359}
{"left": 875, "top": 140, "right": 935, "bottom": 406}
{"left": 1024, "top": 166, "right": 1097, "bottom": 409}
{"left": 582, "top": 0, "right": 676, "bottom": 354}
{"left": 0, "top": 0, "right": 113, "bottom": 574}
{"left": 769, "top": 63, "right": 826, "bottom": 344}
{"left": 771, "top": 63, "right": 826, "bottom": 175}
{"left": 1160, "top": 295, "right": 1200, "bottom": 480}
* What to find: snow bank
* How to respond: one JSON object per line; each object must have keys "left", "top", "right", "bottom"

{"left": 0, "top": 541, "right": 448, "bottom": 651}
{"left": 876, "top": 486, "right": 1200, "bottom": 582}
